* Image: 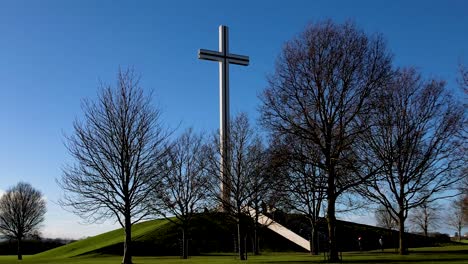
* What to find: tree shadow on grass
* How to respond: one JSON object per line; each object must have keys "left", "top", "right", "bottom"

{"left": 264, "top": 259, "right": 468, "bottom": 264}
{"left": 262, "top": 250, "right": 468, "bottom": 264}
{"left": 411, "top": 249, "right": 468, "bottom": 254}
{"left": 340, "top": 258, "right": 468, "bottom": 263}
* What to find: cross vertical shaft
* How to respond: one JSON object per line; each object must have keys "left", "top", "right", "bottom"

{"left": 198, "top": 25, "right": 249, "bottom": 211}
{"left": 219, "top": 25, "right": 230, "bottom": 210}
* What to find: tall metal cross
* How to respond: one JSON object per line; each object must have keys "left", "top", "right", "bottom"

{"left": 198, "top": 25, "right": 249, "bottom": 211}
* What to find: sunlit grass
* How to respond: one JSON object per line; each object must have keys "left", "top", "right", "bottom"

{"left": 0, "top": 245, "right": 466, "bottom": 264}
{"left": 34, "top": 219, "right": 169, "bottom": 259}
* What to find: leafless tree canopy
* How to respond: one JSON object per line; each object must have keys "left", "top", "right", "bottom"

{"left": 206, "top": 114, "right": 268, "bottom": 213}
{"left": 456, "top": 63, "right": 468, "bottom": 204}
{"left": 409, "top": 201, "right": 441, "bottom": 237}
{"left": 361, "top": 68, "right": 464, "bottom": 254}
{"left": 246, "top": 145, "right": 281, "bottom": 256}
{"left": 464, "top": 196, "right": 468, "bottom": 225}
{"left": 206, "top": 113, "right": 268, "bottom": 260}
{"left": 458, "top": 63, "right": 468, "bottom": 92}
{"left": 260, "top": 20, "right": 392, "bottom": 261}
{"left": 269, "top": 134, "right": 326, "bottom": 255}
{"left": 152, "top": 128, "right": 210, "bottom": 259}
{"left": 58, "top": 68, "right": 169, "bottom": 264}
{"left": 446, "top": 197, "right": 466, "bottom": 241}
{"left": 374, "top": 205, "right": 398, "bottom": 230}
{"left": 0, "top": 182, "right": 46, "bottom": 260}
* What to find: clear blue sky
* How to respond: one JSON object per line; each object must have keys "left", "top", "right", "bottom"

{"left": 0, "top": 0, "right": 466, "bottom": 238}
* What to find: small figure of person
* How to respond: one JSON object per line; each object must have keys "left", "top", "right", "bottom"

{"left": 379, "top": 236, "right": 384, "bottom": 252}
{"left": 358, "top": 236, "right": 362, "bottom": 251}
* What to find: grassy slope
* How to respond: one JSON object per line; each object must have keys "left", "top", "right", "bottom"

{"left": 31, "top": 213, "right": 459, "bottom": 260}
{"left": 34, "top": 219, "right": 169, "bottom": 259}
{"left": 33, "top": 212, "right": 304, "bottom": 259}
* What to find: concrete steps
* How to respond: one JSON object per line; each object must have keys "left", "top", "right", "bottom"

{"left": 248, "top": 208, "right": 310, "bottom": 251}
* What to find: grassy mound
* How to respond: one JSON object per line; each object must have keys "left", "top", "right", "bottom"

{"left": 34, "top": 212, "right": 304, "bottom": 258}
{"left": 34, "top": 211, "right": 451, "bottom": 258}
{"left": 34, "top": 219, "right": 168, "bottom": 258}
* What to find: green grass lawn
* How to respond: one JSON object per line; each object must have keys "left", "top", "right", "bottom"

{"left": 0, "top": 245, "right": 466, "bottom": 264}
{"left": 34, "top": 219, "right": 169, "bottom": 259}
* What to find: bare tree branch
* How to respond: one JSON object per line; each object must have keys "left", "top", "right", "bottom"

{"left": 446, "top": 197, "right": 467, "bottom": 242}
{"left": 260, "top": 20, "right": 392, "bottom": 261}
{"left": 409, "top": 201, "right": 441, "bottom": 237}
{"left": 150, "top": 128, "right": 210, "bottom": 259}
{"left": 205, "top": 113, "right": 270, "bottom": 260}
{"left": 359, "top": 68, "right": 464, "bottom": 254}
{"left": 0, "top": 182, "right": 46, "bottom": 260}
{"left": 268, "top": 133, "right": 326, "bottom": 255}
{"left": 375, "top": 205, "right": 398, "bottom": 230}
{"left": 58, "top": 68, "right": 169, "bottom": 264}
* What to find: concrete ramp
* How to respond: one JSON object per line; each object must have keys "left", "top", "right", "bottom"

{"left": 248, "top": 208, "right": 310, "bottom": 251}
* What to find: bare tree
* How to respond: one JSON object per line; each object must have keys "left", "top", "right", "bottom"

{"left": 0, "top": 182, "right": 46, "bottom": 260}
{"left": 260, "top": 20, "right": 392, "bottom": 261}
{"left": 58, "top": 68, "right": 169, "bottom": 264}
{"left": 458, "top": 63, "right": 468, "bottom": 92}
{"left": 447, "top": 197, "right": 466, "bottom": 242}
{"left": 361, "top": 68, "right": 464, "bottom": 254}
{"left": 269, "top": 134, "right": 326, "bottom": 255}
{"left": 464, "top": 196, "right": 468, "bottom": 225}
{"left": 152, "top": 128, "right": 210, "bottom": 259}
{"left": 206, "top": 113, "right": 268, "bottom": 260}
{"left": 456, "top": 64, "right": 468, "bottom": 214}
{"left": 409, "top": 201, "right": 441, "bottom": 237}
{"left": 245, "top": 151, "right": 277, "bottom": 256}
{"left": 375, "top": 205, "right": 398, "bottom": 230}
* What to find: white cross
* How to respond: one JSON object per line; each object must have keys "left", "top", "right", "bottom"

{"left": 198, "top": 25, "right": 249, "bottom": 210}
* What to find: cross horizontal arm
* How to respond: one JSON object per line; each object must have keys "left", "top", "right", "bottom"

{"left": 199, "top": 49, "right": 249, "bottom": 66}
{"left": 198, "top": 49, "right": 223, "bottom": 62}
{"left": 228, "top": 54, "right": 249, "bottom": 66}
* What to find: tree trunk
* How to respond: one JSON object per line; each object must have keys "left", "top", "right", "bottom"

{"left": 122, "top": 213, "right": 132, "bottom": 264}
{"left": 182, "top": 228, "right": 188, "bottom": 259}
{"left": 17, "top": 237, "right": 22, "bottom": 260}
{"left": 458, "top": 226, "right": 462, "bottom": 242}
{"left": 398, "top": 216, "right": 407, "bottom": 255}
{"left": 310, "top": 224, "right": 319, "bottom": 255}
{"left": 327, "top": 195, "right": 339, "bottom": 262}
{"left": 237, "top": 218, "right": 246, "bottom": 260}
{"left": 253, "top": 208, "right": 260, "bottom": 256}
{"left": 253, "top": 222, "right": 259, "bottom": 255}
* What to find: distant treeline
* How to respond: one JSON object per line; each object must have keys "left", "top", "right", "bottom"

{"left": 0, "top": 238, "right": 74, "bottom": 255}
